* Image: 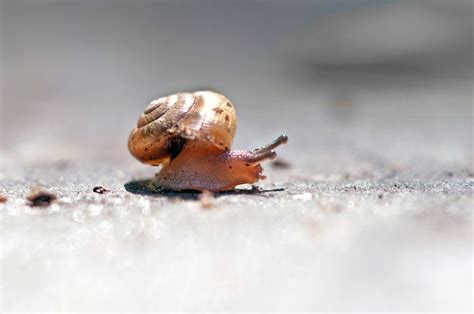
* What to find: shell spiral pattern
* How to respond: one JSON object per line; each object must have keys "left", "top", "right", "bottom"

{"left": 128, "top": 91, "right": 236, "bottom": 165}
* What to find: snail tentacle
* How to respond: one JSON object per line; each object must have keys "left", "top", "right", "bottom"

{"left": 252, "top": 134, "right": 288, "bottom": 154}
{"left": 244, "top": 150, "right": 277, "bottom": 164}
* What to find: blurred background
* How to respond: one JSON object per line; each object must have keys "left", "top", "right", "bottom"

{"left": 1, "top": 0, "right": 472, "bottom": 171}
{"left": 1, "top": 0, "right": 472, "bottom": 311}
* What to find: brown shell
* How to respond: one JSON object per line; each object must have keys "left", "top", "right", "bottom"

{"left": 128, "top": 91, "right": 237, "bottom": 165}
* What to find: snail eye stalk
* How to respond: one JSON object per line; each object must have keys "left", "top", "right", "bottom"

{"left": 252, "top": 135, "right": 288, "bottom": 154}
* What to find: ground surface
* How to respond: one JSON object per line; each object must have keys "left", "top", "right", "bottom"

{"left": 1, "top": 103, "right": 472, "bottom": 311}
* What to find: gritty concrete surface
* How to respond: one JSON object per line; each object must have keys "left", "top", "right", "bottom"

{"left": 0, "top": 167, "right": 473, "bottom": 311}
{"left": 1, "top": 1, "right": 473, "bottom": 311}
{"left": 1, "top": 80, "right": 473, "bottom": 311}
{"left": 1, "top": 110, "right": 472, "bottom": 311}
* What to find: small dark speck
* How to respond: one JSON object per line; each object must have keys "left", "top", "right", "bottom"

{"left": 445, "top": 171, "right": 454, "bottom": 177}
{"left": 271, "top": 158, "right": 291, "bottom": 169}
{"left": 245, "top": 163, "right": 250, "bottom": 167}
{"left": 229, "top": 166, "right": 232, "bottom": 169}
{"left": 93, "top": 186, "right": 109, "bottom": 194}
{"left": 225, "top": 115, "right": 229, "bottom": 121}
{"left": 250, "top": 185, "right": 260, "bottom": 192}
{"left": 378, "top": 194, "right": 383, "bottom": 199}
{"left": 26, "top": 188, "right": 57, "bottom": 207}
{"left": 0, "top": 194, "right": 8, "bottom": 203}
{"left": 144, "top": 148, "right": 148, "bottom": 152}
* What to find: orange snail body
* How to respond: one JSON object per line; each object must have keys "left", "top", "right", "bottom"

{"left": 128, "top": 91, "right": 288, "bottom": 192}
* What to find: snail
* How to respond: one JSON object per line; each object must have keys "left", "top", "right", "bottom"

{"left": 128, "top": 91, "right": 288, "bottom": 192}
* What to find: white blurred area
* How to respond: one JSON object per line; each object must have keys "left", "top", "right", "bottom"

{"left": 0, "top": 0, "right": 472, "bottom": 312}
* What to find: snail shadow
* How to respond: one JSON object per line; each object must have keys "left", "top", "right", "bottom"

{"left": 124, "top": 179, "right": 284, "bottom": 200}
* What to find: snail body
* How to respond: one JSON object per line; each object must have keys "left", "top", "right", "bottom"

{"left": 128, "top": 91, "right": 288, "bottom": 192}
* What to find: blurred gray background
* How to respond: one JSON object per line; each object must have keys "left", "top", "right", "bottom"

{"left": 1, "top": 0, "right": 472, "bottom": 168}
{"left": 0, "top": 0, "right": 472, "bottom": 311}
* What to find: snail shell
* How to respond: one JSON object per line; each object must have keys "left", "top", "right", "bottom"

{"left": 128, "top": 91, "right": 236, "bottom": 165}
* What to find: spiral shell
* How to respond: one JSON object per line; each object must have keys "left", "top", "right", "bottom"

{"left": 128, "top": 91, "right": 236, "bottom": 165}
